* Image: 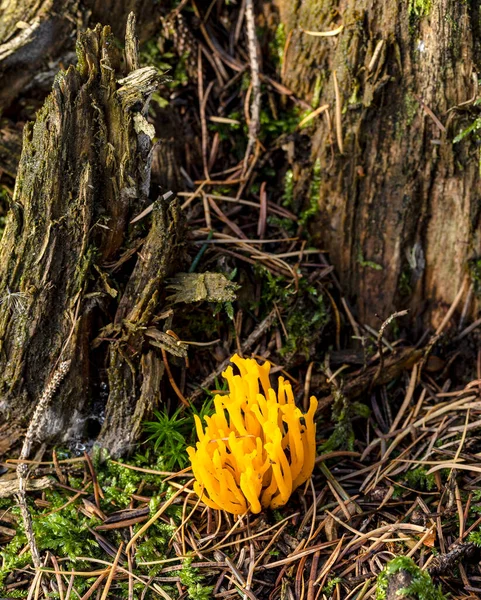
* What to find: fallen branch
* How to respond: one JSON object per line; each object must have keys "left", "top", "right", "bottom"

{"left": 0, "top": 476, "right": 54, "bottom": 499}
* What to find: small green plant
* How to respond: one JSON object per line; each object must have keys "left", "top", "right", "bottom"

{"left": 142, "top": 399, "right": 215, "bottom": 471}
{"left": 376, "top": 556, "right": 445, "bottom": 600}
{"left": 143, "top": 407, "right": 192, "bottom": 470}
{"left": 321, "top": 391, "right": 370, "bottom": 452}
{"left": 323, "top": 577, "right": 342, "bottom": 595}
{"left": 179, "top": 556, "right": 215, "bottom": 600}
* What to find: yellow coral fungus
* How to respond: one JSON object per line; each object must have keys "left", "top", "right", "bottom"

{"left": 187, "top": 354, "right": 318, "bottom": 515}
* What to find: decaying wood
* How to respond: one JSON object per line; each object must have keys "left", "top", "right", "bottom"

{"left": 428, "top": 542, "right": 479, "bottom": 577}
{"left": 0, "top": 0, "right": 78, "bottom": 111}
{"left": 0, "top": 475, "right": 53, "bottom": 499}
{"left": 99, "top": 197, "right": 185, "bottom": 455}
{"left": 0, "top": 18, "right": 184, "bottom": 457}
{"left": 275, "top": 0, "right": 481, "bottom": 330}
{"left": 384, "top": 570, "right": 415, "bottom": 600}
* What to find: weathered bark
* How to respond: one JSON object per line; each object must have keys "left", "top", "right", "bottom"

{"left": 98, "top": 197, "right": 185, "bottom": 455}
{"left": 0, "top": 17, "right": 184, "bottom": 456}
{"left": 276, "top": 0, "right": 481, "bottom": 330}
{"left": 0, "top": 0, "right": 164, "bottom": 114}
{"left": 384, "top": 570, "right": 415, "bottom": 600}
{"left": 0, "top": 0, "right": 78, "bottom": 111}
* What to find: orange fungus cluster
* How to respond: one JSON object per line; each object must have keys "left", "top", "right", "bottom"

{"left": 187, "top": 354, "right": 318, "bottom": 515}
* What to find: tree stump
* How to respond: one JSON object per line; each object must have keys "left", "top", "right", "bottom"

{"left": 0, "top": 16, "right": 185, "bottom": 457}
{"left": 0, "top": 0, "right": 78, "bottom": 112}
{"left": 275, "top": 0, "right": 481, "bottom": 329}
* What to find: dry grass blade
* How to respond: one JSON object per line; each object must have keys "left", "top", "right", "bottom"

{"left": 125, "top": 481, "right": 194, "bottom": 554}
{"left": 99, "top": 542, "right": 124, "bottom": 600}
{"left": 298, "top": 103, "right": 329, "bottom": 128}
{"left": 332, "top": 70, "right": 343, "bottom": 154}
{"left": 301, "top": 24, "right": 344, "bottom": 37}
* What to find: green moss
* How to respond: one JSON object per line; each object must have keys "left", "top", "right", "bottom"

{"left": 72, "top": 245, "right": 97, "bottom": 296}
{"left": 321, "top": 391, "right": 370, "bottom": 452}
{"left": 140, "top": 39, "right": 171, "bottom": 71}
{"left": 0, "top": 186, "right": 9, "bottom": 239}
{"left": 139, "top": 38, "right": 187, "bottom": 108}
{"left": 404, "top": 92, "right": 419, "bottom": 127}
{"left": 376, "top": 556, "right": 445, "bottom": 600}
{"left": 0, "top": 450, "right": 190, "bottom": 595}
{"left": 398, "top": 269, "right": 412, "bottom": 297}
{"left": 408, "top": 0, "right": 432, "bottom": 19}
{"left": 281, "top": 159, "right": 320, "bottom": 226}
{"left": 453, "top": 113, "right": 481, "bottom": 145}
{"left": 269, "top": 23, "right": 286, "bottom": 69}
{"left": 75, "top": 39, "right": 88, "bottom": 77}
{"left": 402, "top": 466, "right": 436, "bottom": 491}
{"left": 357, "top": 250, "right": 383, "bottom": 271}
{"left": 208, "top": 111, "right": 243, "bottom": 143}
{"left": 311, "top": 72, "right": 324, "bottom": 109}
{"left": 468, "top": 529, "right": 481, "bottom": 546}
{"left": 300, "top": 158, "right": 321, "bottom": 226}
{"left": 348, "top": 80, "right": 361, "bottom": 107}
{"left": 177, "top": 556, "right": 215, "bottom": 600}
{"left": 253, "top": 267, "right": 329, "bottom": 360}
{"left": 259, "top": 105, "right": 299, "bottom": 140}
{"left": 281, "top": 293, "right": 328, "bottom": 359}
{"left": 323, "top": 577, "right": 342, "bottom": 595}
{"left": 283, "top": 169, "right": 294, "bottom": 208}
{"left": 0, "top": 496, "right": 102, "bottom": 593}
{"left": 468, "top": 257, "right": 481, "bottom": 296}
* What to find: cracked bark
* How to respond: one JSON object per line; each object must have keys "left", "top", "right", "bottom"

{"left": 275, "top": 0, "right": 481, "bottom": 330}
{"left": 0, "top": 17, "right": 185, "bottom": 457}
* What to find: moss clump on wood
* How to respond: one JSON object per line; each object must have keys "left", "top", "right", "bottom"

{"left": 376, "top": 556, "right": 445, "bottom": 600}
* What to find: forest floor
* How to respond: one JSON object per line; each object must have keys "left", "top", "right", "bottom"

{"left": 1, "top": 3, "right": 481, "bottom": 599}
